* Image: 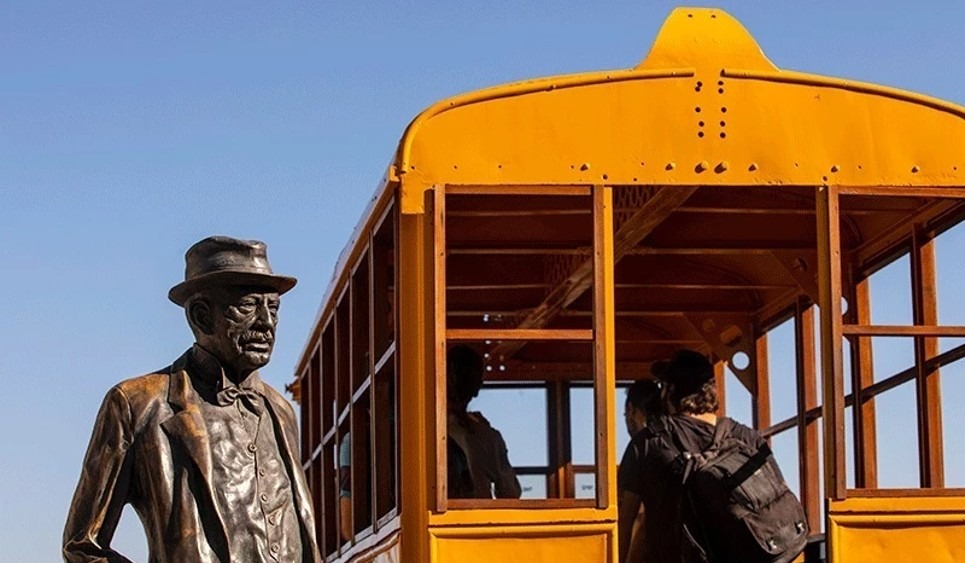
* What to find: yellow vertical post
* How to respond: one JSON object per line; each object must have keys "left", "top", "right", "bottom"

{"left": 398, "top": 204, "right": 431, "bottom": 563}
{"left": 432, "top": 186, "right": 448, "bottom": 513}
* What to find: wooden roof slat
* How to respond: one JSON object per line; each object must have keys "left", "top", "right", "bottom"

{"left": 487, "top": 186, "right": 697, "bottom": 359}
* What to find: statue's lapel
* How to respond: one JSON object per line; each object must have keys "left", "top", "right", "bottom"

{"left": 159, "top": 352, "right": 230, "bottom": 560}
{"left": 160, "top": 355, "right": 215, "bottom": 485}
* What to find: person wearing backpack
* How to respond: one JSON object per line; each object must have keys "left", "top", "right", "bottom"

{"left": 618, "top": 350, "right": 808, "bottom": 563}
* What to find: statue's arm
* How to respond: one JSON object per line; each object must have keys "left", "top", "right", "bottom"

{"left": 63, "top": 385, "right": 135, "bottom": 563}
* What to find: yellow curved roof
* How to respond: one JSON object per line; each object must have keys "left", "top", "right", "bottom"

{"left": 396, "top": 7, "right": 965, "bottom": 213}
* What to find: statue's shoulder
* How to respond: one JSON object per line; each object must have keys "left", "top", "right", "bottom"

{"left": 110, "top": 365, "right": 175, "bottom": 410}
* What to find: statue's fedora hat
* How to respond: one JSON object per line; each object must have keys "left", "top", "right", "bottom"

{"left": 168, "top": 236, "right": 297, "bottom": 306}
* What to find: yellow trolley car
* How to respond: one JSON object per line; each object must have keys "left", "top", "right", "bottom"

{"left": 291, "top": 8, "right": 965, "bottom": 562}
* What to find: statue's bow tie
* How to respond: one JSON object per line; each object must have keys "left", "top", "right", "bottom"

{"left": 217, "top": 386, "right": 264, "bottom": 415}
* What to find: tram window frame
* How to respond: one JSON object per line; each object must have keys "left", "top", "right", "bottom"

{"left": 434, "top": 185, "right": 615, "bottom": 511}
{"left": 302, "top": 199, "right": 399, "bottom": 559}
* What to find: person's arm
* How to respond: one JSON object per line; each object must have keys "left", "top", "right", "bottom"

{"left": 492, "top": 430, "right": 522, "bottom": 499}
{"left": 627, "top": 505, "right": 648, "bottom": 563}
{"left": 63, "top": 386, "right": 135, "bottom": 563}
{"left": 339, "top": 497, "right": 352, "bottom": 541}
{"left": 618, "top": 489, "right": 643, "bottom": 563}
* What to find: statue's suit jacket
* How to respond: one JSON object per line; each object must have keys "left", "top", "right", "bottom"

{"left": 63, "top": 351, "right": 321, "bottom": 563}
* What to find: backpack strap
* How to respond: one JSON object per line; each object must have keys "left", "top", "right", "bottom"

{"left": 721, "top": 441, "right": 774, "bottom": 493}
{"left": 709, "top": 416, "right": 733, "bottom": 447}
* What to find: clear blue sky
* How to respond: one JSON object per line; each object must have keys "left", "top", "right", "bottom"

{"left": 2, "top": 1, "right": 963, "bottom": 560}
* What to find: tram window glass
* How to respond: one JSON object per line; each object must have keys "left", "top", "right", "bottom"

{"left": 874, "top": 380, "right": 921, "bottom": 488}
{"left": 472, "top": 385, "right": 548, "bottom": 497}
{"left": 374, "top": 359, "right": 398, "bottom": 520}
{"left": 472, "top": 386, "right": 547, "bottom": 467}
{"left": 321, "top": 322, "right": 335, "bottom": 437}
{"left": 336, "top": 297, "right": 351, "bottom": 411}
{"left": 299, "top": 362, "right": 313, "bottom": 463}
{"left": 767, "top": 318, "right": 797, "bottom": 423}
{"left": 309, "top": 456, "right": 322, "bottom": 550}
{"left": 443, "top": 340, "right": 594, "bottom": 502}
{"left": 936, "top": 221, "right": 965, "bottom": 486}
{"left": 869, "top": 254, "right": 915, "bottom": 383}
{"left": 319, "top": 322, "right": 337, "bottom": 558}
{"left": 351, "top": 393, "right": 372, "bottom": 536}
{"left": 770, "top": 430, "right": 801, "bottom": 499}
{"left": 574, "top": 472, "right": 596, "bottom": 499}
{"left": 724, "top": 366, "right": 751, "bottom": 425}
{"left": 351, "top": 260, "right": 370, "bottom": 395}
{"left": 941, "top": 359, "right": 965, "bottom": 486}
{"left": 336, "top": 419, "right": 352, "bottom": 545}
{"left": 570, "top": 386, "right": 630, "bottom": 467}
{"left": 518, "top": 474, "right": 548, "bottom": 499}
{"left": 372, "top": 209, "right": 396, "bottom": 361}
{"left": 322, "top": 438, "right": 337, "bottom": 555}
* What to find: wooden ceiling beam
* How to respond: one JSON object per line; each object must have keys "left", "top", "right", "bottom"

{"left": 488, "top": 186, "right": 698, "bottom": 359}
{"left": 448, "top": 243, "right": 815, "bottom": 256}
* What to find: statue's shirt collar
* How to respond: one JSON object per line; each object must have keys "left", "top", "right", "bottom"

{"left": 188, "top": 344, "right": 264, "bottom": 399}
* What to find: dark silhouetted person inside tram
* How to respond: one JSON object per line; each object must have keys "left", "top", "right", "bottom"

{"left": 618, "top": 377, "right": 665, "bottom": 562}
{"left": 446, "top": 345, "right": 522, "bottom": 499}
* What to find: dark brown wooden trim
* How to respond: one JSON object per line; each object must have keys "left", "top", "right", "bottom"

{"left": 846, "top": 488, "right": 965, "bottom": 499}
{"left": 446, "top": 328, "right": 594, "bottom": 341}
{"left": 446, "top": 499, "right": 598, "bottom": 510}
{"left": 842, "top": 324, "right": 965, "bottom": 337}
{"left": 912, "top": 227, "right": 945, "bottom": 488}
{"left": 816, "top": 185, "right": 847, "bottom": 500}
{"left": 795, "top": 302, "right": 821, "bottom": 532}
{"left": 837, "top": 185, "right": 965, "bottom": 198}
{"left": 593, "top": 185, "right": 614, "bottom": 510}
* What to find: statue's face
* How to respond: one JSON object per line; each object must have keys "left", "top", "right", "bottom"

{"left": 196, "top": 286, "right": 281, "bottom": 377}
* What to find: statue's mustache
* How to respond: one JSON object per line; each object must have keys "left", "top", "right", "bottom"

{"left": 240, "top": 331, "right": 273, "bottom": 344}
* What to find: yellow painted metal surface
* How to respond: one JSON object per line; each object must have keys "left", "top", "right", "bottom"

{"left": 829, "top": 496, "right": 965, "bottom": 563}
{"left": 430, "top": 506, "right": 615, "bottom": 527}
{"left": 430, "top": 523, "right": 614, "bottom": 563}
{"left": 397, "top": 211, "right": 433, "bottom": 563}
{"left": 396, "top": 7, "right": 965, "bottom": 213}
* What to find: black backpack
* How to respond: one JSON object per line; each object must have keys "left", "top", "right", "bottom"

{"left": 644, "top": 416, "right": 809, "bottom": 563}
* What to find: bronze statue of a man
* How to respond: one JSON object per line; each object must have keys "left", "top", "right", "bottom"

{"left": 64, "top": 236, "right": 321, "bottom": 562}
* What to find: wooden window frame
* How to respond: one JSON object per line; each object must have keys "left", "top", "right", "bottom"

{"left": 433, "top": 184, "right": 615, "bottom": 512}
